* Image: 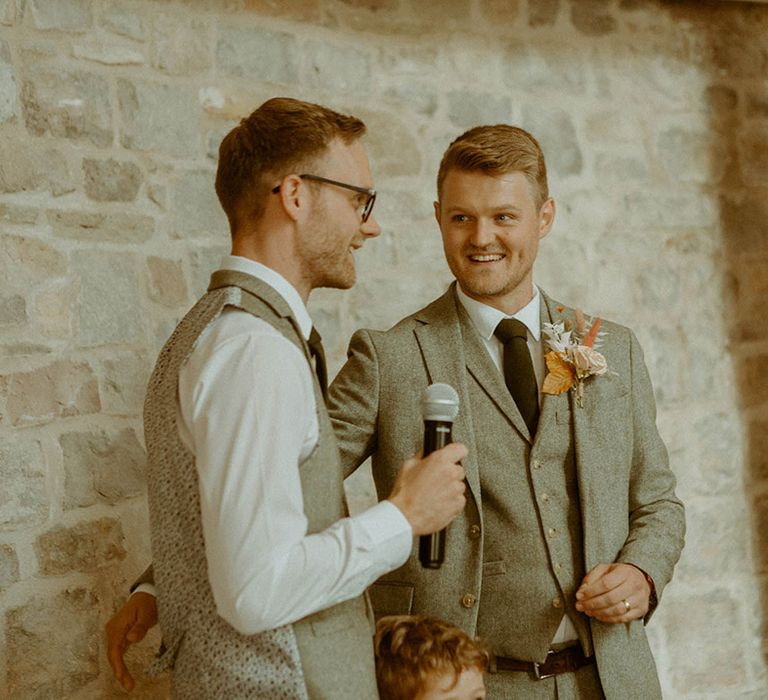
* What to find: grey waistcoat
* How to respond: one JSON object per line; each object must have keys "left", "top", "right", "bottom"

{"left": 144, "top": 269, "right": 378, "bottom": 699}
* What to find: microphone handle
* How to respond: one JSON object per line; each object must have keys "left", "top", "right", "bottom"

{"left": 419, "top": 420, "right": 452, "bottom": 569}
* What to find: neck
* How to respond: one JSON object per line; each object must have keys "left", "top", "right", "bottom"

{"left": 231, "top": 228, "right": 311, "bottom": 303}
{"left": 458, "top": 281, "right": 535, "bottom": 316}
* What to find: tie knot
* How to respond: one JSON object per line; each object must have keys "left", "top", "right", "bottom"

{"left": 494, "top": 318, "right": 528, "bottom": 344}
{"left": 308, "top": 326, "right": 322, "bottom": 351}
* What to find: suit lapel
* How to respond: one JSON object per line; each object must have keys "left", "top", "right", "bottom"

{"left": 411, "top": 287, "right": 485, "bottom": 507}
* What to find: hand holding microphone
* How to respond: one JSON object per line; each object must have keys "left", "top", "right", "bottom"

{"left": 387, "top": 383, "right": 466, "bottom": 567}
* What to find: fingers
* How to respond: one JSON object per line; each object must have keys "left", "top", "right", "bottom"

{"left": 106, "top": 619, "right": 135, "bottom": 692}
{"left": 575, "top": 563, "right": 650, "bottom": 623}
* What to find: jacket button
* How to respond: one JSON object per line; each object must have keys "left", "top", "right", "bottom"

{"left": 552, "top": 597, "right": 563, "bottom": 609}
{"left": 469, "top": 524, "right": 481, "bottom": 539}
{"left": 532, "top": 460, "right": 542, "bottom": 470}
{"left": 461, "top": 593, "right": 477, "bottom": 608}
{"left": 547, "top": 527, "right": 557, "bottom": 538}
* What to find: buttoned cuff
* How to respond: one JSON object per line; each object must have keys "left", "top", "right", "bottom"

{"left": 132, "top": 583, "right": 157, "bottom": 598}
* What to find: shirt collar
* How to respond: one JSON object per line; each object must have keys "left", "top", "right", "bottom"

{"left": 220, "top": 255, "right": 314, "bottom": 340}
{"left": 455, "top": 284, "right": 542, "bottom": 342}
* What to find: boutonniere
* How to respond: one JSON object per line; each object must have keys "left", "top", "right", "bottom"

{"left": 542, "top": 308, "right": 610, "bottom": 408}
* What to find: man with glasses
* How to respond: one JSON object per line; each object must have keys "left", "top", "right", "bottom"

{"left": 132, "top": 97, "right": 467, "bottom": 699}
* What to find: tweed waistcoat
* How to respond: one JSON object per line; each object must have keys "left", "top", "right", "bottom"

{"left": 144, "top": 269, "right": 378, "bottom": 699}
{"left": 469, "top": 372, "right": 592, "bottom": 660}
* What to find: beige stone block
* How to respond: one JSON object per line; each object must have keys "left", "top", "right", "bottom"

{"left": 0, "top": 294, "right": 26, "bottom": 325}
{"left": 35, "top": 517, "right": 127, "bottom": 574}
{"left": 657, "top": 126, "right": 729, "bottom": 184}
{"left": 151, "top": 13, "right": 213, "bottom": 76}
{"left": 0, "top": 543, "right": 19, "bottom": 591}
{"left": 528, "top": 0, "right": 560, "bottom": 26}
{"left": 665, "top": 588, "right": 745, "bottom": 693}
{"left": 61, "top": 428, "right": 146, "bottom": 508}
{"left": 34, "top": 280, "right": 76, "bottom": 338}
{"left": 72, "top": 38, "right": 145, "bottom": 65}
{"left": 5, "top": 587, "right": 99, "bottom": 698}
{"left": 118, "top": 78, "right": 200, "bottom": 158}
{"left": 82, "top": 158, "right": 143, "bottom": 202}
{"left": 302, "top": 39, "right": 372, "bottom": 94}
{"left": 570, "top": 0, "right": 617, "bottom": 35}
{"left": 27, "top": 0, "right": 92, "bottom": 32}
{"left": 147, "top": 256, "right": 188, "bottom": 307}
{"left": 1, "top": 234, "right": 67, "bottom": 284}
{"left": 447, "top": 89, "right": 512, "bottom": 130}
{"left": 21, "top": 69, "right": 112, "bottom": 147}
{"left": 0, "top": 436, "right": 47, "bottom": 525}
{"left": 5, "top": 359, "right": 100, "bottom": 425}
{"left": 733, "top": 259, "right": 768, "bottom": 342}
{"left": 0, "top": 204, "right": 39, "bottom": 224}
{"left": 502, "top": 41, "right": 587, "bottom": 96}
{"left": 189, "top": 244, "right": 228, "bottom": 298}
{"left": 216, "top": 26, "right": 299, "bottom": 83}
{"left": 171, "top": 169, "right": 227, "bottom": 239}
{"left": 235, "top": 0, "right": 321, "bottom": 21}
{"left": 0, "top": 140, "right": 74, "bottom": 196}
{"left": 99, "top": 351, "right": 152, "bottom": 415}
{"left": 47, "top": 209, "right": 154, "bottom": 243}
{"left": 73, "top": 250, "right": 146, "bottom": 346}
{"left": 0, "top": 38, "right": 17, "bottom": 124}
{"left": 522, "top": 106, "right": 583, "bottom": 177}
{"left": 358, "top": 110, "right": 422, "bottom": 178}
{"left": 100, "top": 4, "right": 146, "bottom": 40}
{"left": 0, "top": 0, "right": 15, "bottom": 25}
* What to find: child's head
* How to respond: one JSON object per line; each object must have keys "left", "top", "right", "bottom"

{"left": 374, "top": 615, "right": 488, "bottom": 700}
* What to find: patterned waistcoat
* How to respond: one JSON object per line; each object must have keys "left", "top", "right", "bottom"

{"left": 144, "top": 269, "right": 378, "bottom": 699}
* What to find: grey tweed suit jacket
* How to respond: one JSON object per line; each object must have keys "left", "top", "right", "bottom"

{"left": 328, "top": 284, "right": 685, "bottom": 699}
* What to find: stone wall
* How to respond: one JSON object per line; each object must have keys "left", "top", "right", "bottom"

{"left": 0, "top": 0, "right": 766, "bottom": 697}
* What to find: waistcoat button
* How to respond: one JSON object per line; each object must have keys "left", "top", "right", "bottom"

{"left": 469, "top": 524, "right": 481, "bottom": 539}
{"left": 461, "top": 593, "right": 477, "bottom": 608}
{"left": 552, "top": 597, "right": 563, "bottom": 609}
{"left": 548, "top": 527, "right": 557, "bottom": 538}
{"left": 532, "top": 459, "right": 542, "bottom": 470}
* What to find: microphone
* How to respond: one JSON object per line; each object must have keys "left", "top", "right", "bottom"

{"left": 418, "top": 382, "right": 460, "bottom": 570}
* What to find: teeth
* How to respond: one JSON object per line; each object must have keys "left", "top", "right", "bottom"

{"left": 470, "top": 254, "right": 503, "bottom": 262}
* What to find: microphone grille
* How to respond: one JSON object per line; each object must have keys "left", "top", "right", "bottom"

{"left": 421, "top": 383, "right": 460, "bottom": 422}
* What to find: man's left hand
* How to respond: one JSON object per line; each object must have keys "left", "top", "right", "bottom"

{"left": 574, "top": 563, "right": 651, "bottom": 623}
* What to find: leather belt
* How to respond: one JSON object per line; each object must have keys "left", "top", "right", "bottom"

{"left": 492, "top": 645, "right": 594, "bottom": 680}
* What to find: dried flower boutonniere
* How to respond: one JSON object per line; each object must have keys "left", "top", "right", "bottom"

{"left": 542, "top": 309, "right": 609, "bottom": 407}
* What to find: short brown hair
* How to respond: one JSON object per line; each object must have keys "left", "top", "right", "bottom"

{"left": 215, "top": 97, "right": 366, "bottom": 235}
{"left": 374, "top": 615, "right": 489, "bottom": 700}
{"left": 436, "top": 124, "right": 548, "bottom": 207}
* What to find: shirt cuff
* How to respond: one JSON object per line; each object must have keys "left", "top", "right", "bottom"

{"left": 353, "top": 499, "right": 413, "bottom": 569}
{"left": 132, "top": 583, "right": 157, "bottom": 598}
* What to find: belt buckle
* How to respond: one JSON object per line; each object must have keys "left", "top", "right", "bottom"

{"left": 533, "top": 650, "right": 556, "bottom": 680}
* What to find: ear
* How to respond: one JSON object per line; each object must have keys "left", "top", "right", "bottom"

{"left": 538, "top": 197, "right": 556, "bottom": 240}
{"left": 433, "top": 200, "right": 441, "bottom": 226}
{"left": 275, "top": 174, "right": 306, "bottom": 223}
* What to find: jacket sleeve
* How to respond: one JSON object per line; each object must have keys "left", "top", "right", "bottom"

{"left": 328, "top": 329, "right": 381, "bottom": 479}
{"left": 616, "top": 329, "right": 686, "bottom": 621}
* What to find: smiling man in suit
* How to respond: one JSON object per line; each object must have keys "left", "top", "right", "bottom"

{"left": 329, "top": 125, "right": 685, "bottom": 698}
{"left": 107, "top": 123, "right": 684, "bottom": 699}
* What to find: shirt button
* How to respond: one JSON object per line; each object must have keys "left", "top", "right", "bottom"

{"left": 469, "top": 524, "right": 481, "bottom": 539}
{"left": 552, "top": 597, "right": 563, "bottom": 609}
{"left": 548, "top": 527, "right": 557, "bottom": 538}
{"left": 461, "top": 593, "right": 477, "bottom": 609}
{"left": 532, "top": 460, "right": 542, "bottom": 470}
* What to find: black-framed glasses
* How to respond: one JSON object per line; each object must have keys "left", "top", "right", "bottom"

{"left": 272, "top": 174, "right": 377, "bottom": 223}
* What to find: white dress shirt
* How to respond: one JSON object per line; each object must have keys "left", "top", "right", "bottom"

{"left": 455, "top": 284, "right": 579, "bottom": 646}
{"left": 139, "top": 255, "right": 412, "bottom": 636}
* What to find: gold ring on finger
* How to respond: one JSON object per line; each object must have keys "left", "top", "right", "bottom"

{"left": 622, "top": 599, "right": 631, "bottom": 612}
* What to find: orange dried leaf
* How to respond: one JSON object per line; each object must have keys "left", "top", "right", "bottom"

{"left": 583, "top": 318, "right": 602, "bottom": 348}
{"left": 542, "top": 351, "right": 576, "bottom": 395}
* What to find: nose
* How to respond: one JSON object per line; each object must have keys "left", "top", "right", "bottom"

{"left": 468, "top": 219, "right": 495, "bottom": 248}
{"left": 361, "top": 213, "right": 381, "bottom": 239}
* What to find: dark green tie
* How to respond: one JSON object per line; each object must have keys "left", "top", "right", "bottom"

{"left": 307, "top": 327, "right": 328, "bottom": 401}
{"left": 494, "top": 318, "right": 539, "bottom": 436}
